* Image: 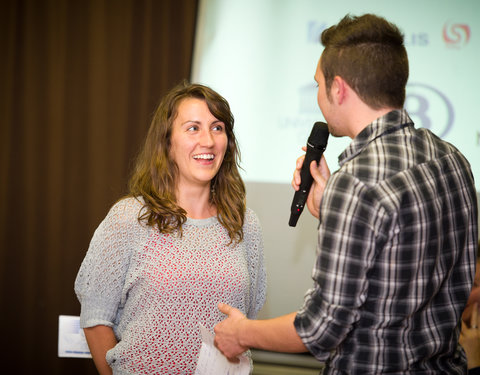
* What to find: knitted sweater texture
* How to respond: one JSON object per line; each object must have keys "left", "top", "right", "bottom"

{"left": 75, "top": 197, "right": 266, "bottom": 374}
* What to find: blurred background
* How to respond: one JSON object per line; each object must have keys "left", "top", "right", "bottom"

{"left": 1, "top": 1, "right": 478, "bottom": 374}
{"left": 1, "top": 1, "right": 198, "bottom": 373}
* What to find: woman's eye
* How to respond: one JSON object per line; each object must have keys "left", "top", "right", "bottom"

{"left": 187, "top": 125, "right": 198, "bottom": 132}
{"left": 212, "top": 124, "right": 224, "bottom": 132}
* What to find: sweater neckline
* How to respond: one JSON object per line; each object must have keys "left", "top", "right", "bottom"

{"left": 185, "top": 216, "right": 218, "bottom": 226}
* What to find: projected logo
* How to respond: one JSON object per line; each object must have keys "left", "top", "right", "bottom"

{"left": 288, "top": 83, "right": 455, "bottom": 139}
{"left": 443, "top": 21, "right": 471, "bottom": 48}
{"left": 307, "top": 21, "right": 328, "bottom": 42}
{"left": 405, "top": 83, "right": 454, "bottom": 138}
{"left": 308, "top": 21, "right": 430, "bottom": 47}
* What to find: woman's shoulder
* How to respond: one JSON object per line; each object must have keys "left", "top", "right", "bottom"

{"left": 244, "top": 207, "right": 260, "bottom": 224}
{"left": 104, "top": 196, "right": 146, "bottom": 228}
{"left": 111, "top": 196, "right": 144, "bottom": 211}
{"left": 243, "top": 207, "right": 262, "bottom": 236}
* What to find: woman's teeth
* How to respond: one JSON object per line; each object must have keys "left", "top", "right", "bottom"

{"left": 193, "top": 154, "right": 214, "bottom": 160}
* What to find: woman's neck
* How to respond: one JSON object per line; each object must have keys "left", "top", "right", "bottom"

{"left": 176, "top": 184, "right": 216, "bottom": 219}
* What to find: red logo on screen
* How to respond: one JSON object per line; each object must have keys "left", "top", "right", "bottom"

{"left": 443, "top": 22, "right": 470, "bottom": 48}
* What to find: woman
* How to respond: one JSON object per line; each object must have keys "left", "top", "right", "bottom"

{"left": 75, "top": 82, "right": 266, "bottom": 375}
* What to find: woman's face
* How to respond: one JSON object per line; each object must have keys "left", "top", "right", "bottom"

{"left": 169, "top": 97, "right": 228, "bottom": 190}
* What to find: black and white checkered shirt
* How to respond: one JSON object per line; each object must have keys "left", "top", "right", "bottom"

{"left": 294, "top": 109, "right": 478, "bottom": 374}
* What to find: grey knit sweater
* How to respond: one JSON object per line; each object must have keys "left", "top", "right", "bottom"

{"left": 75, "top": 197, "right": 266, "bottom": 374}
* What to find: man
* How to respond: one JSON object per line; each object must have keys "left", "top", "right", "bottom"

{"left": 214, "top": 13, "right": 478, "bottom": 374}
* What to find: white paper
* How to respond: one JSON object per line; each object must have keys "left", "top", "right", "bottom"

{"left": 58, "top": 315, "right": 92, "bottom": 358}
{"left": 194, "top": 324, "right": 251, "bottom": 375}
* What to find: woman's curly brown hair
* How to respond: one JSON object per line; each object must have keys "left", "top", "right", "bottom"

{"left": 127, "top": 81, "right": 246, "bottom": 243}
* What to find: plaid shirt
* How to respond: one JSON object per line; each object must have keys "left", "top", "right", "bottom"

{"left": 294, "top": 109, "right": 478, "bottom": 374}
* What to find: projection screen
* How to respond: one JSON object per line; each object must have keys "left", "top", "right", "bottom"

{"left": 192, "top": 0, "right": 480, "bottom": 319}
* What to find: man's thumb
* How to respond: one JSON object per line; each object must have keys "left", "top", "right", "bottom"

{"left": 218, "top": 302, "right": 231, "bottom": 315}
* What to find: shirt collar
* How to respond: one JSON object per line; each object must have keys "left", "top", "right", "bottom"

{"left": 338, "top": 109, "right": 414, "bottom": 166}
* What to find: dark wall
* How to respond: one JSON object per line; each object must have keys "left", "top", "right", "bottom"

{"left": 0, "top": 0, "right": 198, "bottom": 373}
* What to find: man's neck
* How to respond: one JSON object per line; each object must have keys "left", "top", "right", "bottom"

{"left": 348, "top": 107, "right": 398, "bottom": 139}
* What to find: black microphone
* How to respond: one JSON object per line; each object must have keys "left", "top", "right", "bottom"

{"left": 289, "top": 122, "right": 329, "bottom": 227}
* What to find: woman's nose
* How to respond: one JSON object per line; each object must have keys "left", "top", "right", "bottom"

{"left": 199, "top": 129, "right": 214, "bottom": 147}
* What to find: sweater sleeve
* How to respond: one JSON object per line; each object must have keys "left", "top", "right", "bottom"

{"left": 243, "top": 208, "right": 267, "bottom": 319}
{"left": 74, "top": 197, "right": 146, "bottom": 329}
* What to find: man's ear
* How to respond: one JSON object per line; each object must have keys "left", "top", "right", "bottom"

{"left": 332, "top": 76, "right": 347, "bottom": 105}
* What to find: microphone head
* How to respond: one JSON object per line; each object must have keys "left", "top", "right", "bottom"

{"left": 308, "top": 121, "right": 329, "bottom": 149}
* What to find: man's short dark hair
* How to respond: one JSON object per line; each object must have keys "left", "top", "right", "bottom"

{"left": 321, "top": 14, "right": 409, "bottom": 109}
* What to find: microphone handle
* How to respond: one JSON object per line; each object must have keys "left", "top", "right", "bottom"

{"left": 288, "top": 145, "right": 325, "bottom": 227}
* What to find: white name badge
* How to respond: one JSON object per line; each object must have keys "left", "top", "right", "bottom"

{"left": 58, "top": 315, "right": 92, "bottom": 358}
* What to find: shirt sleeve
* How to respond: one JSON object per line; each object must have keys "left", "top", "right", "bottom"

{"left": 74, "top": 198, "right": 144, "bottom": 328}
{"left": 243, "top": 208, "right": 267, "bottom": 319}
{"left": 294, "top": 171, "right": 390, "bottom": 361}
